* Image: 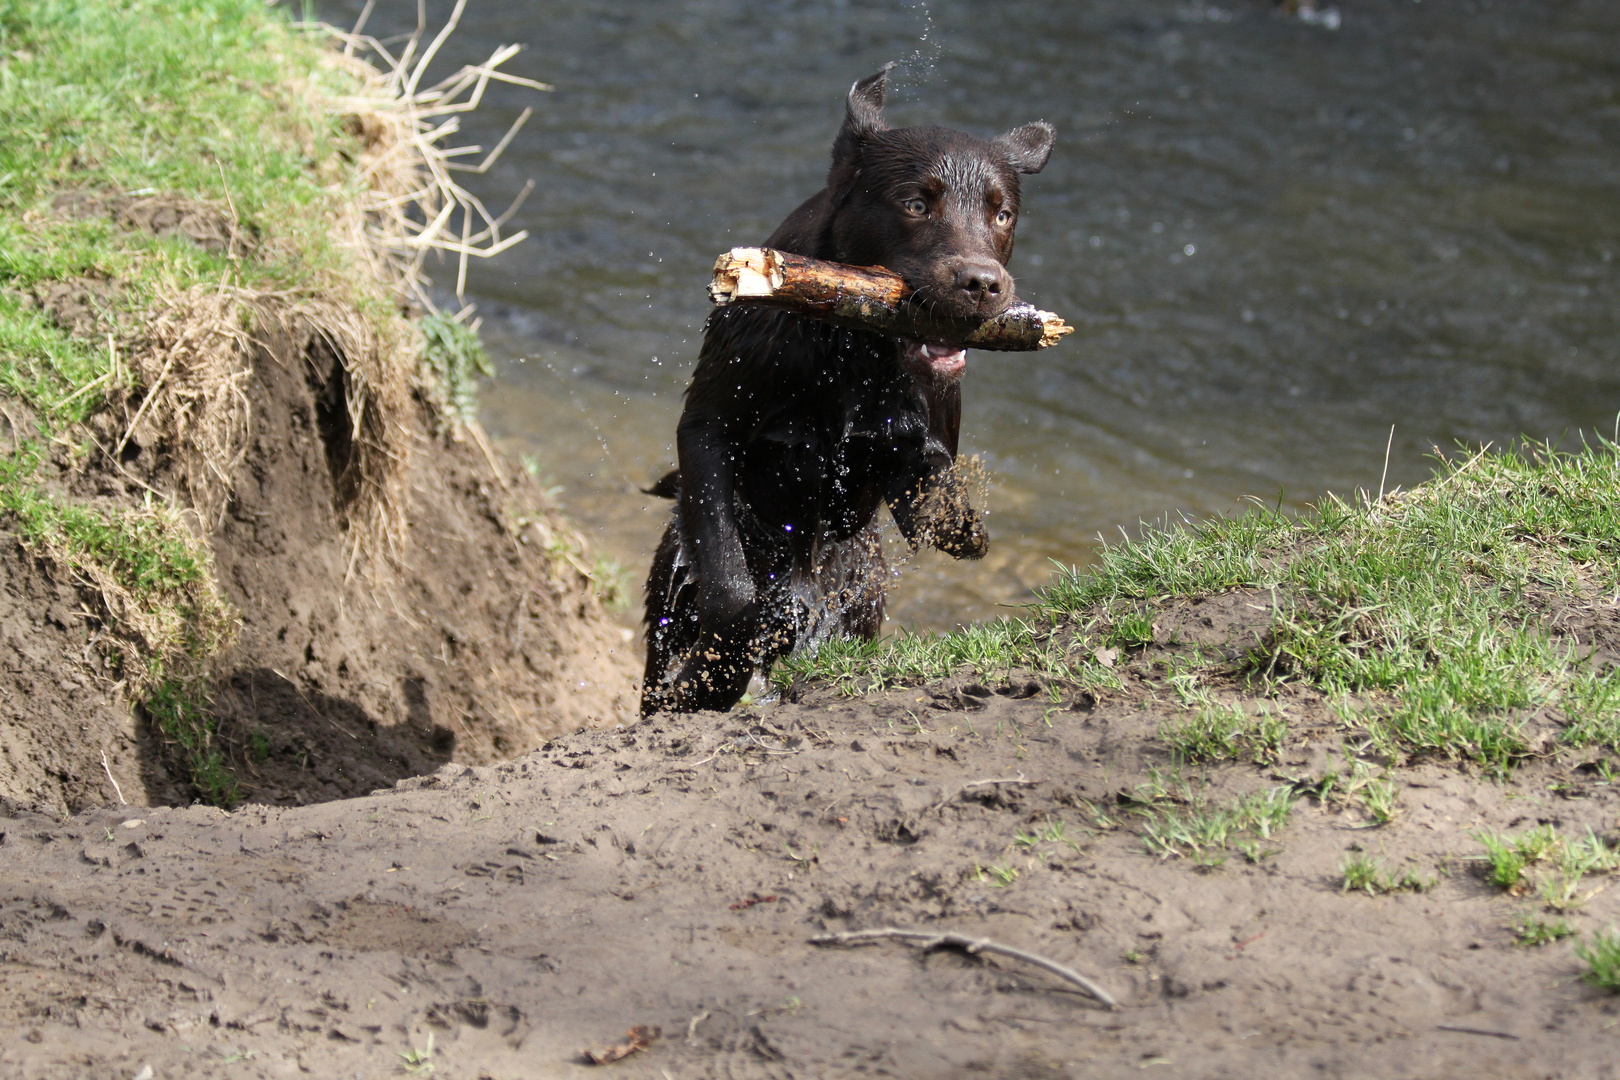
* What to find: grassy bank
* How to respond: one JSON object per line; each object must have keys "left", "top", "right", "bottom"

{"left": 0, "top": 0, "right": 486, "bottom": 803}
{"left": 0, "top": 0, "right": 355, "bottom": 802}
{"left": 0, "top": 0, "right": 361, "bottom": 412}
{"left": 785, "top": 440, "right": 1620, "bottom": 775}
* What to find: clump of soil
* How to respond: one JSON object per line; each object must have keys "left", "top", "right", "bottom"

{"left": 2, "top": 645, "right": 1616, "bottom": 1078}
{"left": 52, "top": 189, "right": 257, "bottom": 258}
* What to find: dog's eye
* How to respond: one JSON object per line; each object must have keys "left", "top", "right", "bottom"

{"left": 903, "top": 197, "right": 927, "bottom": 216}
{"left": 995, "top": 208, "right": 1014, "bottom": 226}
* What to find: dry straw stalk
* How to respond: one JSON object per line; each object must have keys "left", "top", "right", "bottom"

{"left": 309, "top": 0, "right": 550, "bottom": 314}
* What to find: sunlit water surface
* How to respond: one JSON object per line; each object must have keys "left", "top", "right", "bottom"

{"left": 321, "top": 0, "right": 1620, "bottom": 629}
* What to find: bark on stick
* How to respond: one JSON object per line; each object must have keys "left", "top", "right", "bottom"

{"left": 708, "top": 247, "right": 1073, "bottom": 351}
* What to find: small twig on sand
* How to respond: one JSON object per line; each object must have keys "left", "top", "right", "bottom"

{"left": 1436, "top": 1024, "right": 1520, "bottom": 1041}
{"left": 100, "top": 749, "right": 127, "bottom": 806}
{"left": 931, "top": 774, "right": 1040, "bottom": 813}
{"left": 810, "top": 927, "right": 1118, "bottom": 1010}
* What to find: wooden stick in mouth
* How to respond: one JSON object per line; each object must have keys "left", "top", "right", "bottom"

{"left": 708, "top": 247, "right": 1074, "bottom": 352}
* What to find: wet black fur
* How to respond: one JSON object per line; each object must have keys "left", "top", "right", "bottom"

{"left": 642, "top": 64, "right": 1055, "bottom": 715}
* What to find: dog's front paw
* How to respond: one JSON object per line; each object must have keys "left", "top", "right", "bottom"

{"left": 933, "top": 506, "right": 988, "bottom": 560}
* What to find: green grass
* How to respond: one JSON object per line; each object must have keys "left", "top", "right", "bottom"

{"left": 419, "top": 313, "right": 495, "bottom": 426}
{"left": 144, "top": 677, "right": 234, "bottom": 806}
{"left": 0, "top": 0, "right": 354, "bottom": 270}
{"left": 1513, "top": 912, "right": 1574, "bottom": 947}
{"left": 786, "top": 440, "right": 1620, "bottom": 775}
{"left": 0, "top": 457, "right": 238, "bottom": 803}
{"left": 1014, "top": 819, "right": 1084, "bottom": 854}
{"left": 0, "top": 290, "right": 105, "bottom": 421}
{"left": 1160, "top": 702, "right": 1286, "bottom": 764}
{"left": 775, "top": 618, "right": 1111, "bottom": 696}
{"left": 0, "top": 0, "right": 386, "bottom": 423}
{"left": 1475, "top": 825, "right": 1620, "bottom": 907}
{"left": 1294, "top": 756, "right": 1402, "bottom": 825}
{"left": 398, "top": 1032, "right": 435, "bottom": 1075}
{"left": 1578, "top": 927, "right": 1620, "bottom": 992}
{"left": 1340, "top": 853, "right": 1437, "bottom": 895}
{"left": 1046, "top": 442, "right": 1620, "bottom": 772}
{"left": 973, "top": 861, "right": 1019, "bottom": 887}
{"left": 1135, "top": 783, "right": 1297, "bottom": 869}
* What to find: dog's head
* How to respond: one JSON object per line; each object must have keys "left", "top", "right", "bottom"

{"left": 821, "top": 64, "right": 1054, "bottom": 380}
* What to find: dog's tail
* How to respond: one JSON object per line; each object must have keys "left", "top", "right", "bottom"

{"left": 643, "top": 470, "right": 681, "bottom": 499}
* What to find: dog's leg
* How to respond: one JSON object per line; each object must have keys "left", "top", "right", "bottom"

{"left": 838, "top": 523, "right": 888, "bottom": 640}
{"left": 884, "top": 374, "right": 986, "bottom": 559}
{"left": 663, "top": 617, "right": 760, "bottom": 712}
{"left": 675, "top": 413, "right": 759, "bottom": 631}
{"left": 640, "top": 516, "right": 699, "bottom": 715}
{"left": 892, "top": 462, "right": 988, "bottom": 560}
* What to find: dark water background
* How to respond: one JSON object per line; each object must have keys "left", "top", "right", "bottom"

{"left": 320, "top": 0, "right": 1620, "bottom": 628}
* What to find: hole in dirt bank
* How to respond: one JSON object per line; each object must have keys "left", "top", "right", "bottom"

{"left": 306, "top": 336, "right": 361, "bottom": 510}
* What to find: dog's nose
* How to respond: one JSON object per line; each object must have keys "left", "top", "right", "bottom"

{"left": 953, "top": 260, "right": 1008, "bottom": 304}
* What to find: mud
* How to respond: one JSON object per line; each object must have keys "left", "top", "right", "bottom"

{"left": 3, "top": 648, "right": 1617, "bottom": 1079}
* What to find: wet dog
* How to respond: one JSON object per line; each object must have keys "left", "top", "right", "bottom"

{"left": 641, "top": 63, "right": 1054, "bottom": 714}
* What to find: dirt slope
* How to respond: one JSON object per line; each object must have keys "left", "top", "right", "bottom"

{"left": 0, "top": 293, "right": 639, "bottom": 814}
{"left": 3, "top": 653, "right": 1616, "bottom": 1079}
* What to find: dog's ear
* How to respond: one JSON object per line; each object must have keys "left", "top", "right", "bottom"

{"left": 845, "top": 63, "right": 894, "bottom": 137}
{"left": 830, "top": 62, "right": 896, "bottom": 172}
{"left": 994, "top": 121, "right": 1056, "bottom": 174}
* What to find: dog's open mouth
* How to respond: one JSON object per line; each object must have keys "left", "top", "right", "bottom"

{"left": 902, "top": 340, "right": 967, "bottom": 380}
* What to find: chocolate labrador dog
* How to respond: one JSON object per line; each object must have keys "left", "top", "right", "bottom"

{"left": 642, "top": 63, "right": 1054, "bottom": 714}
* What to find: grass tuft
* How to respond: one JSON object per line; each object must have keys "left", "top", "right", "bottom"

{"left": 1513, "top": 912, "right": 1575, "bottom": 947}
{"left": 1160, "top": 702, "right": 1286, "bottom": 764}
{"left": 419, "top": 312, "right": 494, "bottom": 426}
{"left": 1578, "top": 927, "right": 1620, "bottom": 993}
{"left": 1135, "top": 783, "right": 1297, "bottom": 868}
{"left": 1340, "top": 853, "right": 1437, "bottom": 895}
{"left": 1476, "top": 825, "right": 1619, "bottom": 906}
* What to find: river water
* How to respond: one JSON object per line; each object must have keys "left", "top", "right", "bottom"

{"left": 320, "top": 0, "right": 1620, "bottom": 629}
